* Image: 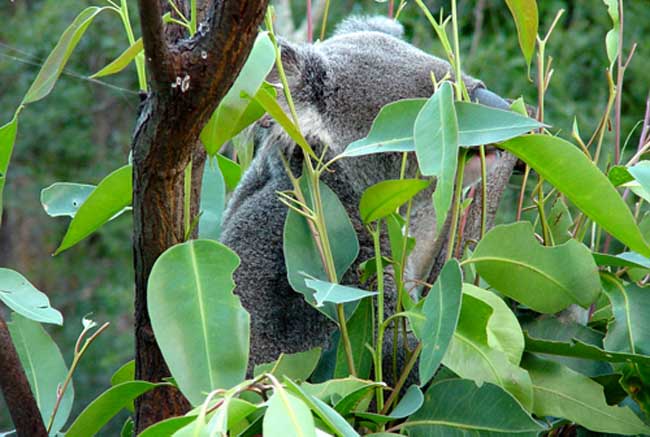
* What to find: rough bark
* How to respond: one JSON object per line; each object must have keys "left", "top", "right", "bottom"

{"left": 0, "top": 315, "right": 47, "bottom": 437}
{"left": 132, "top": 0, "right": 269, "bottom": 432}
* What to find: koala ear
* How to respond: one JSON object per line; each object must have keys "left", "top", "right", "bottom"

{"left": 334, "top": 16, "right": 404, "bottom": 39}
{"left": 267, "top": 39, "right": 328, "bottom": 106}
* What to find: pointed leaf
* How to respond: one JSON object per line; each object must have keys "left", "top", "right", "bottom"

{"left": 263, "top": 388, "right": 317, "bottom": 437}
{"left": 500, "top": 134, "right": 650, "bottom": 257}
{"left": 594, "top": 251, "right": 650, "bottom": 270}
{"left": 414, "top": 82, "right": 458, "bottom": 232}
{"left": 284, "top": 179, "right": 359, "bottom": 322}
{"left": 343, "top": 99, "right": 426, "bottom": 157}
{"left": 8, "top": 314, "right": 73, "bottom": 434}
{"left": 418, "top": 260, "right": 463, "bottom": 386}
{"left": 505, "top": 0, "right": 539, "bottom": 69}
{"left": 0, "top": 269, "right": 62, "bottom": 325}
{"left": 523, "top": 354, "right": 650, "bottom": 435}
{"left": 216, "top": 153, "right": 242, "bottom": 191}
{"left": 456, "top": 102, "right": 543, "bottom": 146}
{"left": 305, "top": 278, "right": 377, "bottom": 307}
{"left": 65, "top": 381, "right": 159, "bottom": 437}
{"left": 463, "top": 284, "right": 524, "bottom": 365}
{"left": 90, "top": 38, "right": 143, "bottom": 78}
{"left": 55, "top": 165, "right": 132, "bottom": 255}
{"left": 602, "top": 275, "right": 650, "bottom": 355}
{"left": 254, "top": 348, "right": 322, "bottom": 381}
{"left": 359, "top": 179, "right": 431, "bottom": 224}
{"left": 139, "top": 416, "right": 197, "bottom": 437}
{"left": 23, "top": 7, "right": 107, "bottom": 104}
{"left": 0, "top": 115, "right": 18, "bottom": 223}
{"left": 403, "top": 379, "right": 545, "bottom": 436}
{"left": 470, "top": 222, "right": 601, "bottom": 313}
{"left": 198, "top": 158, "right": 226, "bottom": 240}
{"left": 201, "top": 33, "right": 275, "bottom": 155}
{"left": 603, "top": 0, "right": 620, "bottom": 67}
{"left": 356, "top": 385, "right": 424, "bottom": 424}
{"left": 148, "top": 240, "right": 249, "bottom": 405}
{"left": 442, "top": 293, "right": 534, "bottom": 409}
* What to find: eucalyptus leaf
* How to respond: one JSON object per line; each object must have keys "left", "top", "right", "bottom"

{"left": 505, "top": 0, "right": 539, "bottom": 70}
{"left": 301, "top": 377, "right": 379, "bottom": 404}
{"left": 414, "top": 82, "right": 458, "bottom": 232}
{"left": 41, "top": 183, "right": 96, "bottom": 218}
{"left": 0, "top": 115, "right": 18, "bottom": 223}
{"left": 201, "top": 33, "right": 275, "bottom": 155}
{"left": 418, "top": 260, "right": 462, "bottom": 386}
{"left": 355, "top": 385, "right": 424, "bottom": 424}
{"left": 55, "top": 165, "right": 132, "bottom": 255}
{"left": 284, "top": 178, "right": 359, "bottom": 322}
{"left": 148, "top": 239, "right": 249, "bottom": 405}
{"left": 403, "top": 379, "right": 545, "bottom": 436}
{"left": 111, "top": 360, "right": 135, "bottom": 386}
{"left": 456, "top": 102, "right": 543, "bottom": 146}
{"left": 0, "top": 268, "right": 63, "bottom": 325}
{"left": 305, "top": 278, "right": 377, "bottom": 307}
{"left": 603, "top": 0, "right": 620, "bottom": 68}
{"left": 548, "top": 197, "right": 573, "bottom": 244}
{"left": 609, "top": 165, "right": 633, "bottom": 187}
{"left": 359, "top": 179, "right": 431, "bottom": 225}
{"left": 216, "top": 153, "right": 242, "bottom": 191}
{"left": 263, "top": 388, "right": 317, "bottom": 437}
{"left": 198, "top": 158, "right": 226, "bottom": 240}
{"left": 254, "top": 347, "right": 322, "bottom": 381}
{"left": 593, "top": 251, "right": 650, "bottom": 270}
{"left": 65, "top": 381, "right": 159, "bottom": 437}
{"left": 470, "top": 222, "right": 601, "bottom": 313}
{"left": 522, "top": 354, "right": 650, "bottom": 435}
{"left": 442, "top": 293, "right": 534, "bottom": 409}
{"left": 500, "top": 134, "right": 650, "bottom": 257}
{"left": 334, "top": 298, "right": 374, "bottom": 379}
{"left": 8, "top": 314, "right": 73, "bottom": 435}
{"left": 139, "top": 416, "right": 198, "bottom": 437}
{"left": 90, "top": 38, "right": 143, "bottom": 78}
{"left": 23, "top": 7, "right": 108, "bottom": 104}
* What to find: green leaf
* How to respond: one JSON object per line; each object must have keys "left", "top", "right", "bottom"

{"left": 548, "top": 197, "right": 573, "bottom": 244}
{"left": 602, "top": 275, "right": 650, "bottom": 356}
{"left": 603, "top": 0, "right": 620, "bottom": 68}
{"left": 500, "top": 134, "right": 650, "bottom": 257}
{"left": 23, "top": 7, "right": 107, "bottom": 104}
{"left": 628, "top": 161, "right": 650, "bottom": 196}
{"left": 442, "top": 293, "right": 534, "bottom": 409}
{"left": 522, "top": 354, "right": 650, "bottom": 435}
{"left": 140, "top": 416, "right": 198, "bottom": 437}
{"left": 456, "top": 102, "right": 543, "bottom": 146}
{"left": 359, "top": 179, "right": 431, "bottom": 224}
{"left": 470, "top": 222, "right": 601, "bottom": 313}
{"left": 403, "top": 379, "right": 545, "bottom": 436}
{"left": 419, "top": 260, "right": 463, "bottom": 386}
{"left": 0, "top": 115, "right": 18, "bottom": 223}
{"left": 523, "top": 318, "right": 612, "bottom": 377}
{"left": 305, "top": 278, "right": 377, "bottom": 307}
{"left": 343, "top": 99, "right": 426, "bottom": 157}
{"left": 594, "top": 251, "right": 650, "bottom": 270}
{"left": 263, "top": 387, "right": 317, "bottom": 437}
{"left": 55, "top": 165, "right": 132, "bottom": 255}
{"left": 301, "top": 377, "right": 379, "bottom": 403}
{"left": 201, "top": 33, "right": 275, "bottom": 155}
{"left": 8, "top": 314, "right": 73, "bottom": 434}
{"left": 90, "top": 38, "right": 143, "bottom": 78}
{"left": 0, "top": 269, "right": 63, "bottom": 325}
{"left": 216, "top": 153, "right": 242, "bottom": 191}
{"left": 356, "top": 385, "right": 424, "bottom": 424}
{"left": 111, "top": 360, "right": 135, "bottom": 386}
{"left": 65, "top": 381, "right": 159, "bottom": 437}
{"left": 199, "top": 158, "right": 226, "bottom": 240}
{"left": 334, "top": 299, "right": 374, "bottom": 379}
{"left": 284, "top": 378, "right": 359, "bottom": 437}
{"left": 254, "top": 348, "right": 322, "bottom": 381}
{"left": 250, "top": 85, "right": 315, "bottom": 159}
{"left": 463, "top": 284, "right": 524, "bottom": 365}
{"left": 206, "top": 398, "right": 259, "bottom": 435}
{"left": 609, "top": 165, "right": 634, "bottom": 187}
{"left": 505, "top": 0, "right": 539, "bottom": 70}
{"left": 333, "top": 383, "right": 378, "bottom": 416}
{"left": 148, "top": 240, "right": 249, "bottom": 405}
{"left": 284, "top": 179, "right": 359, "bottom": 322}
{"left": 40, "top": 183, "right": 96, "bottom": 218}
{"left": 414, "top": 82, "right": 458, "bottom": 232}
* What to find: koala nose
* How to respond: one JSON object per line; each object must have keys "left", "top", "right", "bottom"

{"left": 471, "top": 87, "right": 510, "bottom": 110}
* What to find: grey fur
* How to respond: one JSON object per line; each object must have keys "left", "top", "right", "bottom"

{"left": 220, "top": 17, "right": 500, "bottom": 375}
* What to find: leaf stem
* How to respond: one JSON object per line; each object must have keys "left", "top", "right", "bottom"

{"left": 446, "top": 148, "right": 468, "bottom": 260}
{"left": 371, "top": 223, "right": 386, "bottom": 412}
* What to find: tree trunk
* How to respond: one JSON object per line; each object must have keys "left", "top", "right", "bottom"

{"left": 132, "top": 1, "right": 269, "bottom": 432}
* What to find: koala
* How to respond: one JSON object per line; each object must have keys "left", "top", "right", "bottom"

{"left": 219, "top": 16, "right": 510, "bottom": 375}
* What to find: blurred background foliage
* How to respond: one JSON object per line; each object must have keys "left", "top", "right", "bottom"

{"left": 0, "top": 0, "right": 648, "bottom": 433}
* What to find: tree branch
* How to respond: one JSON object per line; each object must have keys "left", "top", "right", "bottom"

{"left": 137, "top": 0, "right": 170, "bottom": 87}
{"left": 0, "top": 314, "right": 47, "bottom": 437}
